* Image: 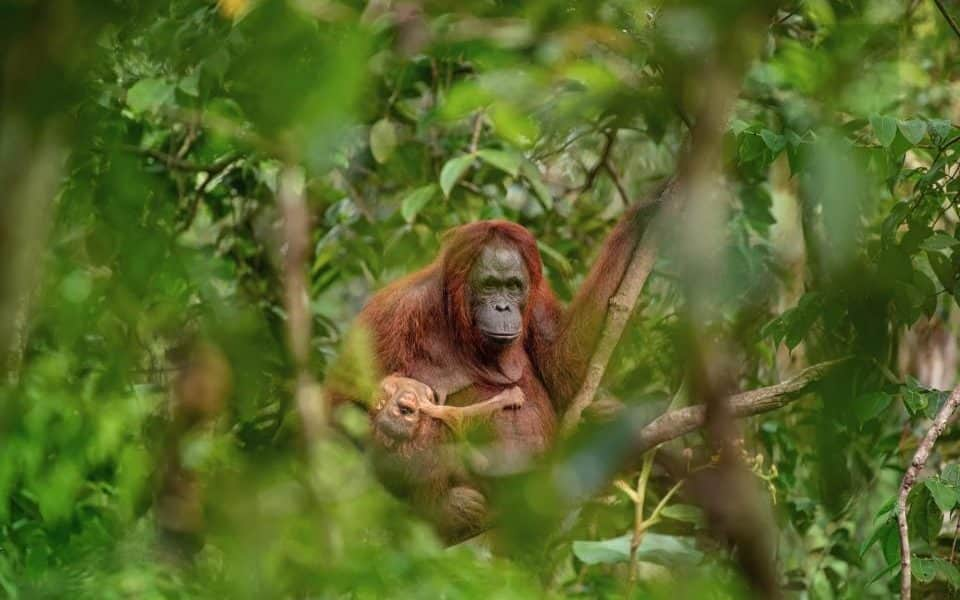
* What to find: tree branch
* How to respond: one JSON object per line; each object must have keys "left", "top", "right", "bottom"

{"left": 278, "top": 166, "right": 326, "bottom": 444}
{"left": 897, "top": 381, "right": 960, "bottom": 600}
{"left": 628, "top": 360, "right": 843, "bottom": 454}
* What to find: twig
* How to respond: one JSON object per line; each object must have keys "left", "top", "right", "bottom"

{"left": 602, "top": 160, "right": 630, "bottom": 205}
{"left": 581, "top": 130, "right": 616, "bottom": 192}
{"left": 469, "top": 111, "right": 484, "bottom": 154}
{"left": 629, "top": 452, "right": 654, "bottom": 583}
{"left": 897, "top": 381, "right": 960, "bottom": 600}
{"left": 933, "top": 0, "right": 960, "bottom": 41}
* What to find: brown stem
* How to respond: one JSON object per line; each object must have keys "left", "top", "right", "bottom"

{"left": 933, "top": 0, "right": 960, "bottom": 41}
{"left": 897, "top": 381, "right": 960, "bottom": 600}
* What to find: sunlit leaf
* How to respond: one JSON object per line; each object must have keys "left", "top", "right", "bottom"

{"left": 126, "top": 78, "right": 174, "bottom": 114}
{"left": 871, "top": 115, "right": 897, "bottom": 147}
{"left": 400, "top": 184, "right": 437, "bottom": 223}
{"left": 899, "top": 119, "right": 928, "bottom": 145}
{"left": 925, "top": 479, "right": 959, "bottom": 512}
{"left": 477, "top": 149, "right": 523, "bottom": 177}
{"left": 370, "top": 118, "right": 397, "bottom": 164}
{"left": 439, "top": 155, "right": 474, "bottom": 197}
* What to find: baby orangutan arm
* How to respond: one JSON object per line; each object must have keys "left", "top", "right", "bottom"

{"left": 375, "top": 374, "right": 524, "bottom": 437}
{"left": 418, "top": 386, "right": 524, "bottom": 433}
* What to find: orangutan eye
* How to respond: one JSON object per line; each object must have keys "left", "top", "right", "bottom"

{"left": 482, "top": 277, "right": 499, "bottom": 290}
{"left": 507, "top": 278, "right": 522, "bottom": 291}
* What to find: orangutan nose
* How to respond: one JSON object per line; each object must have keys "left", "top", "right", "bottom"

{"left": 393, "top": 395, "right": 419, "bottom": 417}
{"left": 495, "top": 303, "right": 510, "bottom": 312}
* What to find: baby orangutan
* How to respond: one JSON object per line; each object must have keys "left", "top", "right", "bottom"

{"left": 372, "top": 374, "right": 524, "bottom": 442}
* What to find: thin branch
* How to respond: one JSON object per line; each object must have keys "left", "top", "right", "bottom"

{"left": 933, "top": 0, "right": 960, "bottom": 41}
{"left": 124, "top": 145, "right": 237, "bottom": 173}
{"left": 602, "top": 160, "right": 630, "bottom": 205}
{"left": 580, "top": 130, "right": 616, "bottom": 192}
{"left": 469, "top": 111, "right": 485, "bottom": 154}
{"left": 897, "top": 381, "right": 960, "bottom": 600}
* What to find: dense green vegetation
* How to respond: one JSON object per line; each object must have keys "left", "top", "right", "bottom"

{"left": 3, "top": 0, "right": 960, "bottom": 597}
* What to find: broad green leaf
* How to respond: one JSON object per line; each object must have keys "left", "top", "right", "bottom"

{"left": 127, "top": 78, "right": 174, "bottom": 114}
{"left": 852, "top": 392, "right": 892, "bottom": 423}
{"left": 914, "top": 557, "right": 937, "bottom": 583}
{"left": 369, "top": 118, "right": 397, "bottom": 164}
{"left": 659, "top": 504, "right": 705, "bottom": 525}
{"left": 881, "top": 519, "right": 901, "bottom": 567}
{"left": 927, "top": 251, "right": 955, "bottom": 292}
{"left": 920, "top": 233, "right": 960, "bottom": 251}
{"left": 908, "top": 485, "right": 941, "bottom": 543}
{"left": 400, "top": 184, "right": 437, "bottom": 223}
{"left": 439, "top": 155, "right": 474, "bottom": 197}
{"left": 943, "top": 464, "right": 960, "bottom": 487}
{"left": 179, "top": 72, "right": 199, "bottom": 97}
{"left": 572, "top": 533, "right": 702, "bottom": 567}
{"left": 490, "top": 103, "right": 539, "bottom": 148}
{"left": 477, "top": 149, "right": 523, "bottom": 177}
{"left": 930, "top": 118, "right": 953, "bottom": 141}
{"left": 760, "top": 129, "right": 786, "bottom": 154}
{"left": 899, "top": 119, "right": 928, "bottom": 145}
{"left": 572, "top": 534, "right": 630, "bottom": 565}
{"left": 933, "top": 556, "right": 960, "bottom": 588}
{"left": 871, "top": 115, "right": 897, "bottom": 147}
{"left": 860, "top": 518, "right": 894, "bottom": 558}
{"left": 925, "top": 479, "right": 959, "bottom": 512}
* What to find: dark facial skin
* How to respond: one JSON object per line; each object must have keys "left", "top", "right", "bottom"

{"left": 468, "top": 243, "right": 530, "bottom": 345}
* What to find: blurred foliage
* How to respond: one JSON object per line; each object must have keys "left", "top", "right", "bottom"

{"left": 3, "top": 0, "right": 960, "bottom": 597}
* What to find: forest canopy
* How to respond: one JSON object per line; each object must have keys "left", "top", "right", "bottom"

{"left": 3, "top": 0, "right": 960, "bottom": 597}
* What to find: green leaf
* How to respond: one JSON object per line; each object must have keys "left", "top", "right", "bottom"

{"left": 179, "top": 72, "right": 199, "bottom": 97}
{"left": 899, "top": 119, "right": 928, "bottom": 145}
{"left": 921, "top": 233, "right": 960, "bottom": 251}
{"left": 759, "top": 129, "right": 786, "bottom": 154}
{"left": 927, "top": 251, "right": 955, "bottom": 293}
{"left": 861, "top": 518, "right": 894, "bottom": 558}
{"left": 477, "top": 149, "right": 523, "bottom": 177}
{"left": 572, "top": 533, "right": 702, "bottom": 567}
{"left": 659, "top": 504, "right": 705, "bottom": 526}
{"left": 881, "top": 519, "right": 901, "bottom": 567}
{"left": 572, "top": 534, "right": 630, "bottom": 564}
{"left": 943, "top": 464, "right": 960, "bottom": 487}
{"left": 871, "top": 115, "right": 897, "bottom": 147}
{"left": 852, "top": 392, "right": 892, "bottom": 423}
{"left": 914, "top": 557, "right": 937, "bottom": 583}
{"left": 933, "top": 556, "right": 960, "bottom": 588}
{"left": 925, "top": 479, "right": 959, "bottom": 512}
{"left": 930, "top": 118, "right": 953, "bottom": 142}
{"left": 489, "top": 103, "right": 539, "bottom": 148}
{"left": 126, "top": 78, "right": 174, "bottom": 114}
{"left": 399, "top": 184, "right": 437, "bottom": 223}
{"left": 439, "top": 155, "right": 474, "bottom": 197}
{"left": 908, "top": 485, "right": 941, "bottom": 543}
{"left": 369, "top": 118, "right": 397, "bottom": 164}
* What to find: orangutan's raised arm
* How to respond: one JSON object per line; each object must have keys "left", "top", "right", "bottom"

{"left": 532, "top": 198, "right": 661, "bottom": 408}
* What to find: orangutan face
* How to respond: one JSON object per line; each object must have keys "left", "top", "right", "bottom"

{"left": 468, "top": 243, "right": 530, "bottom": 345}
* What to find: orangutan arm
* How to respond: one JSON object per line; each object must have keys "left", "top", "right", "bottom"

{"left": 533, "top": 198, "right": 661, "bottom": 408}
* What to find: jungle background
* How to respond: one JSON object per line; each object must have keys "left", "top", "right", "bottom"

{"left": 3, "top": 0, "right": 960, "bottom": 597}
